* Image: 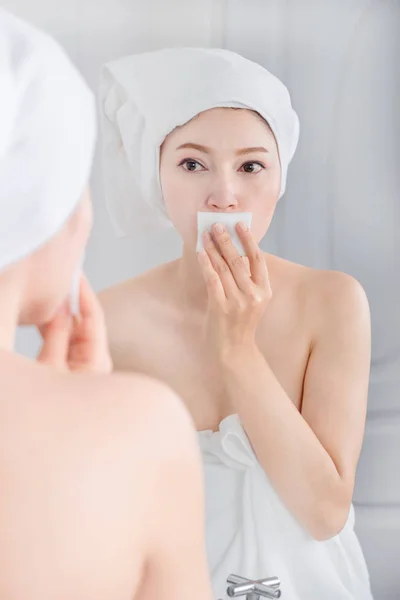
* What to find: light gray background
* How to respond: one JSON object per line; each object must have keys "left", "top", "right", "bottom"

{"left": 4, "top": 1, "right": 399, "bottom": 597}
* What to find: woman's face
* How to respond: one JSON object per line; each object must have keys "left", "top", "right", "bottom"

{"left": 159, "top": 107, "right": 281, "bottom": 247}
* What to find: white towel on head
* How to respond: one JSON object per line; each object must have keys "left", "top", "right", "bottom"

{"left": 98, "top": 47, "right": 300, "bottom": 237}
{"left": 0, "top": 9, "right": 96, "bottom": 274}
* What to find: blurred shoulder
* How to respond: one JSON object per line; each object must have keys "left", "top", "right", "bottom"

{"left": 0, "top": 354, "right": 192, "bottom": 463}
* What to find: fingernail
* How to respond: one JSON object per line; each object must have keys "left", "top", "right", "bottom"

{"left": 214, "top": 223, "right": 224, "bottom": 233}
{"left": 203, "top": 231, "right": 212, "bottom": 241}
{"left": 238, "top": 221, "right": 248, "bottom": 232}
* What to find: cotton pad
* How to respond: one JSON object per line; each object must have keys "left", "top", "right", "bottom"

{"left": 196, "top": 212, "right": 253, "bottom": 257}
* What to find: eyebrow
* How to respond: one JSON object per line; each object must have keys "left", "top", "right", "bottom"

{"left": 175, "top": 143, "right": 269, "bottom": 155}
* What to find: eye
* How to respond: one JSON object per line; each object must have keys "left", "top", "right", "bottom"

{"left": 240, "top": 162, "right": 265, "bottom": 174}
{"left": 179, "top": 159, "right": 205, "bottom": 172}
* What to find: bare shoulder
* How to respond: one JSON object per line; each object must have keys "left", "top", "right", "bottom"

{"left": 97, "top": 262, "right": 178, "bottom": 368}
{"left": 0, "top": 358, "right": 196, "bottom": 600}
{"left": 98, "top": 261, "right": 177, "bottom": 316}
{"left": 70, "top": 370, "right": 189, "bottom": 427}
{"left": 267, "top": 253, "right": 370, "bottom": 334}
{"left": 61, "top": 369, "right": 190, "bottom": 435}
{"left": 0, "top": 353, "right": 193, "bottom": 460}
{"left": 0, "top": 351, "right": 180, "bottom": 423}
{"left": 304, "top": 266, "right": 370, "bottom": 329}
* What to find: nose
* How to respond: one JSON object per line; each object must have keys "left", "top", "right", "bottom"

{"left": 206, "top": 175, "right": 239, "bottom": 211}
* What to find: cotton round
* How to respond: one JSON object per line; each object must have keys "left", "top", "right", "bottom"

{"left": 0, "top": 9, "right": 96, "bottom": 273}
{"left": 99, "top": 47, "right": 300, "bottom": 237}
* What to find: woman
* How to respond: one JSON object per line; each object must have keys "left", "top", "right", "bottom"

{"left": 99, "top": 48, "right": 373, "bottom": 599}
{"left": 0, "top": 12, "right": 213, "bottom": 600}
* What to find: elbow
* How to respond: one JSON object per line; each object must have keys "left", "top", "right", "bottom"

{"left": 309, "top": 489, "right": 353, "bottom": 542}
{"left": 310, "top": 510, "right": 349, "bottom": 542}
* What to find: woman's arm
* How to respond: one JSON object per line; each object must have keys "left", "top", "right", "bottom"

{"left": 218, "top": 273, "right": 371, "bottom": 541}
{"left": 198, "top": 223, "right": 371, "bottom": 541}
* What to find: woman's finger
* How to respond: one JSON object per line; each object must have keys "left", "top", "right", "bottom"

{"left": 211, "top": 224, "right": 253, "bottom": 293}
{"left": 37, "top": 304, "right": 72, "bottom": 369}
{"left": 72, "top": 275, "right": 106, "bottom": 342}
{"left": 203, "top": 232, "right": 237, "bottom": 297}
{"left": 77, "top": 274, "right": 104, "bottom": 323}
{"left": 198, "top": 250, "right": 226, "bottom": 305}
{"left": 67, "top": 274, "right": 113, "bottom": 373}
{"left": 236, "top": 222, "right": 269, "bottom": 287}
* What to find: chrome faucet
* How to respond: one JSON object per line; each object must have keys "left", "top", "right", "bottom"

{"left": 224, "top": 574, "right": 281, "bottom": 599}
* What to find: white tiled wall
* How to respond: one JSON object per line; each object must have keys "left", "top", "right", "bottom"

{"left": 5, "top": 1, "right": 399, "bottom": 597}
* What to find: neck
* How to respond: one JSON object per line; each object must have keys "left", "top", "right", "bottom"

{"left": 0, "top": 272, "right": 23, "bottom": 351}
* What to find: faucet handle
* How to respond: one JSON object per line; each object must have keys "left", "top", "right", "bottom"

{"left": 226, "top": 574, "right": 281, "bottom": 599}
{"left": 253, "top": 583, "right": 281, "bottom": 599}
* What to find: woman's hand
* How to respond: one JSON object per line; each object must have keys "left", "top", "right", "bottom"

{"left": 198, "top": 221, "right": 272, "bottom": 358}
{"left": 37, "top": 274, "right": 113, "bottom": 374}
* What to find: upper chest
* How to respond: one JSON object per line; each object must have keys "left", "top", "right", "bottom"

{"left": 113, "top": 295, "right": 312, "bottom": 430}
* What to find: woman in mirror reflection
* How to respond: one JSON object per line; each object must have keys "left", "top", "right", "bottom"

{"left": 99, "top": 46, "right": 374, "bottom": 600}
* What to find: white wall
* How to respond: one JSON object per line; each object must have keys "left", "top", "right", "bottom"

{"left": 5, "top": 1, "right": 399, "bottom": 597}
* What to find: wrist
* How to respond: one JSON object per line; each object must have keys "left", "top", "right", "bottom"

{"left": 217, "top": 341, "right": 262, "bottom": 370}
